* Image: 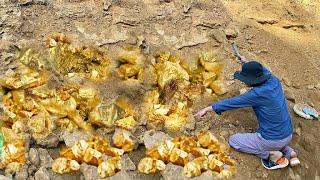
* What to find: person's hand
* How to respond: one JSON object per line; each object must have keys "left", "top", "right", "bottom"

{"left": 194, "top": 106, "right": 213, "bottom": 119}
{"left": 236, "top": 55, "right": 248, "bottom": 64}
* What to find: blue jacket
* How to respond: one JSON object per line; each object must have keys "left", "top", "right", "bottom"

{"left": 212, "top": 68, "right": 293, "bottom": 140}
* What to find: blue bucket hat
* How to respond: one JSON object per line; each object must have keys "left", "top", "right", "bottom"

{"left": 234, "top": 61, "right": 271, "bottom": 85}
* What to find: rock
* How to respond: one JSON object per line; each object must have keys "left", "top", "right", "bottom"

{"left": 28, "top": 165, "right": 38, "bottom": 176}
{"left": 315, "top": 84, "right": 320, "bottom": 90}
{"left": 0, "top": 175, "right": 11, "bottom": 180}
{"left": 219, "top": 130, "right": 229, "bottom": 137}
{"left": 175, "top": 34, "right": 208, "bottom": 50}
{"left": 262, "top": 171, "right": 268, "bottom": 178}
{"left": 35, "top": 134, "right": 59, "bottom": 148}
{"left": 225, "top": 27, "right": 238, "bottom": 39}
{"left": 121, "top": 154, "right": 136, "bottom": 171}
{"left": 80, "top": 163, "right": 99, "bottom": 180}
{"left": 256, "top": 18, "right": 279, "bottom": 25}
{"left": 211, "top": 29, "right": 226, "bottom": 43}
{"left": 29, "top": 148, "right": 40, "bottom": 167}
{"left": 143, "top": 130, "right": 172, "bottom": 149}
{"left": 97, "top": 31, "right": 128, "bottom": 46}
{"left": 108, "top": 171, "right": 132, "bottom": 180}
{"left": 294, "top": 127, "right": 301, "bottom": 136}
{"left": 284, "top": 89, "right": 295, "bottom": 103}
{"left": 38, "top": 149, "right": 53, "bottom": 168}
{"left": 133, "top": 125, "right": 147, "bottom": 144}
{"left": 15, "top": 165, "right": 28, "bottom": 180}
{"left": 62, "top": 130, "right": 89, "bottom": 147}
{"left": 282, "top": 77, "right": 292, "bottom": 87}
{"left": 192, "top": 170, "right": 214, "bottom": 180}
{"left": 183, "top": 0, "right": 194, "bottom": 13}
{"left": 307, "top": 85, "right": 315, "bottom": 90}
{"left": 103, "top": 0, "right": 112, "bottom": 11}
{"left": 34, "top": 167, "right": 50, "bottom": 180}
{"left": 161, "top": 163, "right": 186, "bottom": 180}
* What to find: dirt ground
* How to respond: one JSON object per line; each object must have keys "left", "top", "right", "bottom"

{"left": 0, "top": 0, "right": 320, "bottom": 179}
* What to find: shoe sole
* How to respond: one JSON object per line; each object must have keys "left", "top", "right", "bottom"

{"left": 261, "top": 158, "right": 289, "bottom": 170}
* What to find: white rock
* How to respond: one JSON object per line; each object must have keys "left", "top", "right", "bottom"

{"left": 143, "top": 130, "right": 172, "bottom": 149}
{"left": 38, "top": 148, "right": 53, "bottom": 168}
{"left": 161, "top": 163, "right": 187, "bottom": 180}
{"left": 80, "top": 163, "right": 99, "bottom": 180}
{"left": 63, "top": 130, "right": 89, "bottom": 147}
{"left": 35, "top": 167, "right": 50, "bottom": 180}
{"left": 29, "top": 148, "right": 40, "bottom": 166}
{"left": 121, "top": 154, "right": 136, "bottom": 171}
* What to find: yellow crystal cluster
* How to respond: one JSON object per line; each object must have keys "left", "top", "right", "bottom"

{"left": 52, "top": 129, "right": 136, "bottom": 177}
{"left": 0, "top": 127, "right": 27, "bottom": 172}
{"left": 193, "top": 51, "right": 227, "bottom": 95}
{"left": 138, "top": 131, "right": 235, "bottom": 178}
{"left": 117, "top": 46, "right": 145, "bottom": 80}
{"left": 46, "top": 34, "right": 110, "bottom": 80}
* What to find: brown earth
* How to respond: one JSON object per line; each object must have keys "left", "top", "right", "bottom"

{"left": 0, "top": 0, "right": 320, "bottom": 180}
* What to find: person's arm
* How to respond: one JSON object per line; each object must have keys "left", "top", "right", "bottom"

{"left": 195, "top": 89, "right": 258, "bottom": 118}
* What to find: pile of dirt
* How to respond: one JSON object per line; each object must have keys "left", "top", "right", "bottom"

{"left": 0, "top": 0, "right": 319, "bottom": 179}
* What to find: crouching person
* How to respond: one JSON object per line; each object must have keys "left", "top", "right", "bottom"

{"left": 195, "top": 58, "right": 300, "bottom": 170}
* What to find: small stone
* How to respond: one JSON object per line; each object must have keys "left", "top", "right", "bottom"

{"left": 175, "top": 34, "right": 209, "bottom": 50}
{"left": 307, "top": 101, "right": 315, "bottom": 108}
{"left": 35, "top": 134, "right": 59, "bottom": 148}
{"left": 121, "top": 154, "right": 136, "bottom": 171}
{"left": 62, "top": 130, "right": 89, "bottom": 147}
{"left": 15, "top": 165, "right": 28, "bottom": 180}
{"left": 161, "top": 163, "right": 186, "bottom": 180}
{"left": 34, "top": 167, "right": 50, "bottom": 180}
{"left": 211, "top": 29, "right": 226, "bottom": 43}
{"left": 262, "top": 171, "right": 268, "bottom": 178}
{"left": 103, "top": 0, "right": 112, "bottom": 11}
{"left": 307, "top": 85, "right": 315, "bottom": 90}
{"left": 284, "top": 89, "right": 295, "bottom": 103}
{"left": 225, "top": 27, "right": 238, "bottom": 39}
{"left": 219, "top": 130, "right": 229, "bottom": 137}
{"left": 38, "top": 148, "right": 53, "bottom": 168}
{"left": 315, "top": 84, "right": 320, "bottom": 90}
{"left": 282, "top": 77, "right": 292, "bottom": 87}
{"left": 143, "top": 130, "right": 172, "bottom": 149}
{"left": 80, "top": 163, "right": 99, "bottom": 180}
{"left": 294, "top": 127, "right": 301, "bottom": 136}
{"left": 29, "top": 148, "right": 40, "bottom": 166}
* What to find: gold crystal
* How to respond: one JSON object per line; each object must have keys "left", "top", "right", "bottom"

{"left": 112, "top": 128, "right": 136, "bottom": 152}
{"left": 52, "top": 157, "right": 80, "bottom": 174}
{"left": 138, "top": 157, "right": 166, "bottom": 174}
{"left": 209, "top": 80, "right": 227, "bottom": 95}
{"left": 168, "top": 148, "right": 189, "bottom": 166}
{"left": 183, "top": 161, "right": 201, "bottom": 178}
{"left": 114, "top": 116, "right": 137, "bottom": 130}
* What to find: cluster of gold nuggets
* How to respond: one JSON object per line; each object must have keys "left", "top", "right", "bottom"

{"left": 0, "top": 34, "right": 231, "bottom": 178}
{"left": 138, "top": 131, "right": 235, "bottom": 178}
{"left": 52, "top": 128, "right": 136, "bottom": 177}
